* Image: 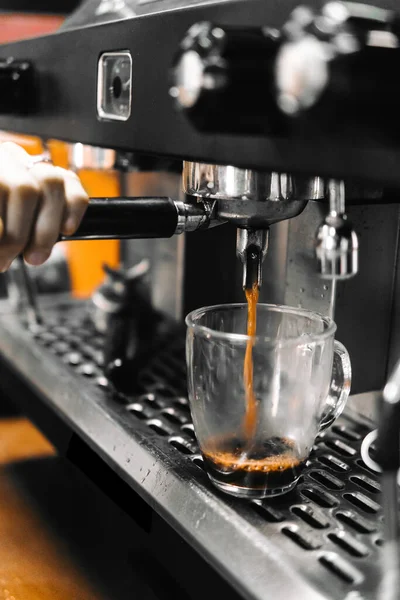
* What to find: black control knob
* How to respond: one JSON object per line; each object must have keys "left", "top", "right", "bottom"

{"left": 170, "top": 22, "right": 283, "bottom": 135}
{"left": 276, "top": 2, "right": 400, "bottom": 139}
{"left": 0, "top": 58, "right": 35, "bottom": 114}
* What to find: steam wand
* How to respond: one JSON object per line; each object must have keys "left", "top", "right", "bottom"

{"left": 315, "top": 179, "right": 359, "bottom": 319}
{"left": 316, "top": 179, "right": 358, "bottom": 280}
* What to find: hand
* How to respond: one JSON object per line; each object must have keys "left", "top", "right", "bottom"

{"left": 0, "top": 142, "right": 89, "bottom": 271}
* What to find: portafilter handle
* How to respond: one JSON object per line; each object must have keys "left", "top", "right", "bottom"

{"left": 29, "top": 153, "right": 213, "bottom": 240}
{"left": 60, "top": 197, "right": 212, "bottom": 241}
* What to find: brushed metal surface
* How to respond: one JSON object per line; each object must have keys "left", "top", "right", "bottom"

{"left": 0, "top": 296, "right": 383, "bottom": 600}
{"left": 283, "top": 201, "right": 400, "bottom": 394}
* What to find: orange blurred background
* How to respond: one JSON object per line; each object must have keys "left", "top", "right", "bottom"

{"left": 0, "top": 12, "right": 120, "bottom": 297}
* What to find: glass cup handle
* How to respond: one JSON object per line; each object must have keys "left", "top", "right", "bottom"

{"left": 319, "top": 340, "right": 352, "bottom": 432}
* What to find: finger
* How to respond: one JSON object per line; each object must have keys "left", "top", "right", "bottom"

{"left": 0, "top": 142, "right": 33, "bottom": 168}
{"left": 0, "top": 181, "right": 9, "bottom": 265}
{"left": 59, "top": 168, "right": 89, "bottom": 235}
{"left": 0, "top": 182, "right": 8, "bottom": 243}
{"left": 24, "top": 163, "right": 66, "bottom": 266}
{"left": 0, "top": 157, "right": 40, "bottom": 271}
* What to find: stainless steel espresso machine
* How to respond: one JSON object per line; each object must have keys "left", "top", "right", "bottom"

{"left": 0, "top": 1, "right": 399, "bottom": 598}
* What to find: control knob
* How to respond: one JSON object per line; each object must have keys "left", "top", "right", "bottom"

{"left": 276, "top": 2, "right": 400, "bottom": 139}
{"left": 0, "top": 58, "right": 35, "bottom": 114}
{"left": 170, "top": 22, "right": 282, "bottom": 134}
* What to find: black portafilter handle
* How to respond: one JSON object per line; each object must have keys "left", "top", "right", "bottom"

{"left": 60, "top": 197, "right": 180, "bottom": 241}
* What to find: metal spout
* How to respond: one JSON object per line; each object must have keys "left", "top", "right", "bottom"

{"left": 237, "top": 228, "right": 269, "bottom": 290}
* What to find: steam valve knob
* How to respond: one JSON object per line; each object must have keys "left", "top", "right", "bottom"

{"left": 276, "top": 2, "right": 400, "bottom": 138}
{"left": 170, "top": 22, "right": 281, "bottom": 134}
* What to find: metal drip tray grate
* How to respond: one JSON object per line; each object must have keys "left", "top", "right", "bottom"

{"left": 3, "top": 302, "right": 386, "bottom": 599}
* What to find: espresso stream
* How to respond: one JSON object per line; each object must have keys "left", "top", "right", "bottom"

{"left": 243, "top": 283, "right": 259, "bottom": 440}
{"left": 203, "top": 287, "right": 304, "bottom": 491}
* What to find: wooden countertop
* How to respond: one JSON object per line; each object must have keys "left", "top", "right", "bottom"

{"left": 0, "top": 417, "right": 159, "bottom": 600}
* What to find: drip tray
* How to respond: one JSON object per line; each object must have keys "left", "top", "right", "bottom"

{"left": 0, "top": 298, "right": 383, "bottom": 600}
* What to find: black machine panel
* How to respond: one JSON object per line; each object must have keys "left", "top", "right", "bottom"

{"left": 0, "top": 0, "right": 82, "bottom": 13}
{"left": 0, "top": 0, "right": 399, "bottom": 184}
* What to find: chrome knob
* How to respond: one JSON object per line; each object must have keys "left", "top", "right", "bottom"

{"left": 170, "top": 22, "right": 281, "bottom": 135}
{"left": 276, "top": 2, "right": 400, "bottom": 142}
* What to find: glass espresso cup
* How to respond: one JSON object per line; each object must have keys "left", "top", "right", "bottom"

{"left": 185, "top": 303, "right": 351, "bottom": 499}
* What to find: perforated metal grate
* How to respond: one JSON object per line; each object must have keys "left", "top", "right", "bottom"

{"left": 29, "top": 305, "right": 384, "bottom": 594}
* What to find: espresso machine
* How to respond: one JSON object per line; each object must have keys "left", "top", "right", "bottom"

{"left": 0, "top": 1, "right": 399, "bottom": 598}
